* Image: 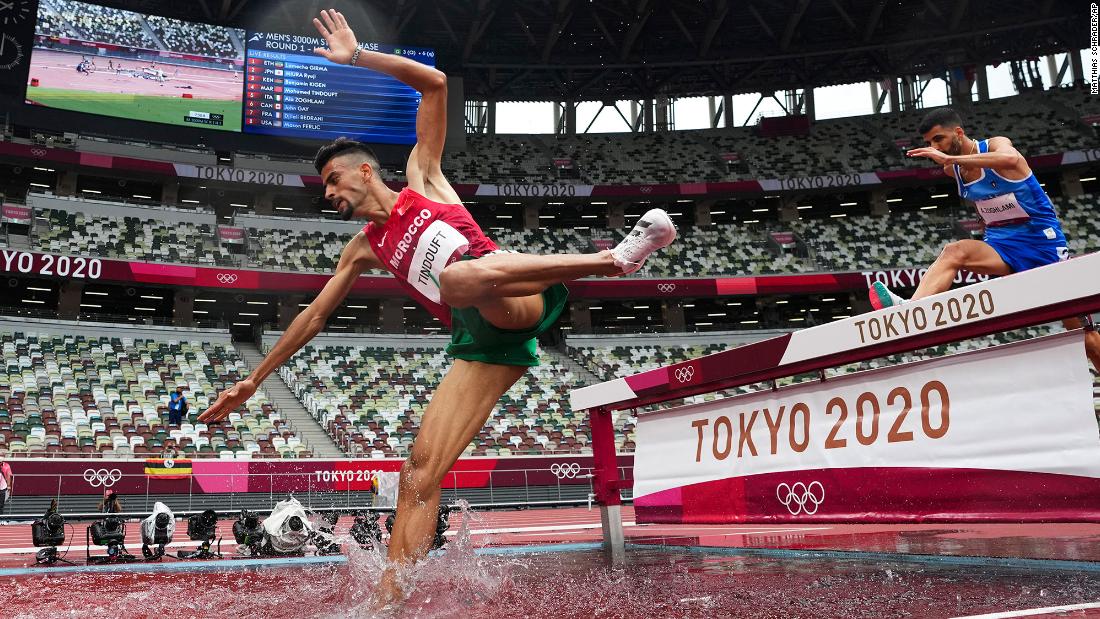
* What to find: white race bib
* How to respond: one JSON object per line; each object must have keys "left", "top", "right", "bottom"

{"left": 974, "top": 192, "right": 1030, "bottom": 226}
{"left": 408, "top": 220, "right": 470, "bottom": 303}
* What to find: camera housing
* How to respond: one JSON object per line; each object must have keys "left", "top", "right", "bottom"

{"left": 186, "top": 509, "right": 218, "bottom": 542}
{"left": 86, "top": 516, "right": 135, "bottom": 564}
{"left": 178, "top": 509, "right": 221, "bottom": 559}
{"left": 232, "top": 510, "right": 264, "bottom": 556}
{"left": 141, "top": 503, "right": 175, "bottom": 560}
{"left": 32, "top": 512, "right": 66, "bottom": 548}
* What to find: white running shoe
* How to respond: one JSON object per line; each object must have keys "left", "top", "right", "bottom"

{"left": 611, "top": 209, "right": 677, "bottom": 275}
{"left": 868, "top": 281, "right": 907, "bottom": 310}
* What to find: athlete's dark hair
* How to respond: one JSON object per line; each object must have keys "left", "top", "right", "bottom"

{"left": 918, "top": 108, "right": 963, "bottom": 135}
{"left": 314, "top": 137, "right": 380, "bottom": 174}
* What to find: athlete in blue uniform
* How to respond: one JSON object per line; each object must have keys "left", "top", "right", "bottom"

{"left": 869, "top": 108, "right": 1100, "bottom": 372}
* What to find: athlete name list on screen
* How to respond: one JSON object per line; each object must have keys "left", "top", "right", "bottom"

{"left": 241, "top": 32, "right": 435, "bottom": 145}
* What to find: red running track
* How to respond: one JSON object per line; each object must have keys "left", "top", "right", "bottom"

{"left": 2, "top": 506, "right": 1100, "bottom": 566}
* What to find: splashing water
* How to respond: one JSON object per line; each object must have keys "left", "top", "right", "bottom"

{"left": 328, "top": 500, "right": 511, "bottom": 618}
{"left": 3, "top": 504, "right": 1100, "bottom": 619}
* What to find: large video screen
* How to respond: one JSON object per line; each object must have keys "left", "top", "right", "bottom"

{"left": 23, "top": 0, "right": 436, "bottom": 144}
{"left": 242, "top": 33, "right": 434, "bottom": 144}
{"left": 25, "top": 0, "right": 245, "bottom": 131}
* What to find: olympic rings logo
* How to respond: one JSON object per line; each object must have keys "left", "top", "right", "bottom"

{"left": 550, "top": 462, "right": 581, "bottom": 479}
{"left": 673, "top": 365, "right": 695, "bottom": 383}
{"left": 639, "top": 186, "right": 653, "bottom": 194}
{"left": 216, "top": 273, "right": 239, "bottom": 284}
{"left": 657, "top": 283, "right": 677, "bottom": 293}
{"left": 31, "top": 148, "right": 47, "bottom": 157}
{"left": 776, "top": 481, "right": 824, "bottom": 515}
{"left": 83, "top": 468, "right": 123, "bottom": 488}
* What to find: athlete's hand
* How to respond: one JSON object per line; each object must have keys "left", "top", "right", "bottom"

{"left": 312, "top": 9, "right": 359, "bottom": 65}
{"left": 906, "top": 147, "right": 954, "bottom": 165}
{"left": 197, "top": 379, "right": 257, "bottom": 424}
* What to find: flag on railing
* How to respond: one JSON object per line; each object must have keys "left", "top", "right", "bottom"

{"left": 144, "top": 458, "right": 192, "bottom": 479}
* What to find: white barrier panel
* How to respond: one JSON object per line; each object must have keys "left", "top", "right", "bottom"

{"left": 633, "top": 333, "right": 1100, "bottom": 523}
{"left": 571, "top": 251, "right": 1100, "bottom": 412}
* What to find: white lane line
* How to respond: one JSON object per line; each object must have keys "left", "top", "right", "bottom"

{"left": 0, "top": 538, "right": 239, "bottom": 556}
{"left": 456, "top": 521, "right": 638, "bottom": 536}
{"left": 949, "top": 601, "right": 1100, "bottom": 618}
{"left": 458, "top": 523, "right": 833, "bottom": 537}
{"left": 625, "top": 526, "right": 835, "bottom": 537}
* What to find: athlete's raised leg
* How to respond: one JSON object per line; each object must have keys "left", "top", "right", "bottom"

{"left": 911, "top": 240, "right": 1012, "bottom": 300}
{"left": 870, "top": 239, "right": 1012, "bottom": 310}
{"left": 378, "top": 359, "right": 528, "bottom": 604}
{"left": 439, "top": 209, "right": 677, "bottom": 330}
{"left": 1063, "top": 317, "right": 1100, "bottom": 374}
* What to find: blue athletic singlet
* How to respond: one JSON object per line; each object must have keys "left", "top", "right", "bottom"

{"left": 953, "top": 139, "right": 1068, "bottom": 272}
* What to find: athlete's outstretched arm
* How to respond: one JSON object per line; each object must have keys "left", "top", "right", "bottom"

{"left": 198, "top": 233, "right": 379, "bottom": 423}
{"left": 312, "top": 10, "right": 456, "bottom": 202}
{"left": 908, "top": 137, "right": 1026, "bottom": 174}
{"left": 313, "top": 10, "right": 444, "bottom": 94}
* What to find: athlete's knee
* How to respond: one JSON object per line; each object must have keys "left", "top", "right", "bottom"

{"left": 439, "top": 261, "right": 487, "bottom": 308}
{"left": 399, "top": 445, "right": 445, "bottom": 498}
{"left": 936, "top": 241, "right": 970, "bottom": 268}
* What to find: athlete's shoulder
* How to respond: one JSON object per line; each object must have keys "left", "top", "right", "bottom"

{"left": 986, "top": 136, "right": 1015, "bottom": 150}
{"left": 400, "top": 185, "right": 462, "bottom": 209}
{"left": 340, "top": 230, "right": 380, "bottom": 271}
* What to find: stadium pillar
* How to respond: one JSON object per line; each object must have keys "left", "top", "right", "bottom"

{"left": 446, "top": 76, "right": 467, "bottom": 150}
{"left": 381, "top": 299, "right": 405, "bottom": 333}
{"left": 803, "top": 88, "right": 816, "bottom": 122}
{"left": 949, "top": 70, "right": 972, "bottom": 104}
{"left": 777, "top": 197, "right": 798, "bottom": 223}
{"left": 900, "top": 76, "right": 916, "bottom": 110}
{"left": 694, "top": 200, "right": 712, "bottom": 226}
{"left": 254, "top": 193, "right": 274, "bottom": 216}
{"left": 173, "top": 288, "right": 194, "bottom": 327}
{"left": 486, "top": 99, "right": 497, "bottom": 135}
{"left": 607, "top": 204, "right": 625, "bottom": 229}
{"left": 162, "top": 181, "right": 179, "bottom": 206}
{"left": 643, "top": 99, "right": 655, "bottom": 132}
{"left": 887, "top": 78, "right": 901, "bottom": 113}
{"left": 870, "top": 189, "right": 890, "bottom": 216}
{"left": 976, "top": 66, "right": 990, "bottom": 102}
{"left": 57, "top": 280, "right": 82, "bottom": 320}
{"left": 849, "top": 291, "right": 871, "bottom": 315}
{"left": 570, "top": 302, "right": 592, "bottom": 334}
{"left": 524, "top": 204, "right": 539, "bottom": 230}
{"left": 277, "top": 295, "right": 302, "bottom": 330}
{"left": 565, "top": 100, "right": 577, "bottom": 135}
{"left": 56, "top": 171, "right": 77, "bottom": 197}
{"left": 723, "top": 94, "right": 734, "bottom": 128}
{"left": 1061, "top": 170, "right": 1085, "bottom": 198}
{"left": 655, "top": 96, "right": 671, "bottom": 131}
{"left": 662, "top": 301, "right": 685, "bottom": 332}
{"left": 1070, "top": 51, "right": 1085, "bottom": 87}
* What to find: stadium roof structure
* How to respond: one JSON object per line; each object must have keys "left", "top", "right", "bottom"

{"left": 98, "top": 0, "right": 1086, "bottom": 101}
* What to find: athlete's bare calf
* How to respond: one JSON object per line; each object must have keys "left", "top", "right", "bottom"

{"left": 910, "top": 239, "right": 1100, "bottom": 373}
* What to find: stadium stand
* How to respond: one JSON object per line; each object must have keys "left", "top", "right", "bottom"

{"left": 792, "top": 209, "right": 960, "bottom": 273}
{"left": 275, "top": 336, "right": 591, "bottom": 457}
{"left": 248, "top": 227, "right": 354, "bottom": 273}
{"left": 37, "top": 0, "right": 241, "bottom": 60}
{"left": 33, "top": 208, "right": 234, "bottom": 266}
{"left": 144, "top": 16, "right": 242, "bottom": 60}
{"left": 39, "top": 0, "right": 156, "bottom": 49}
{"left": 6, "top": 87, "right": 1094, "bottom": 188}
{"left": 0, "top": 319, "right": 309, "bottom": 458}
{"left": 12, "top": 191, "right": 1099, "bottom": 280}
